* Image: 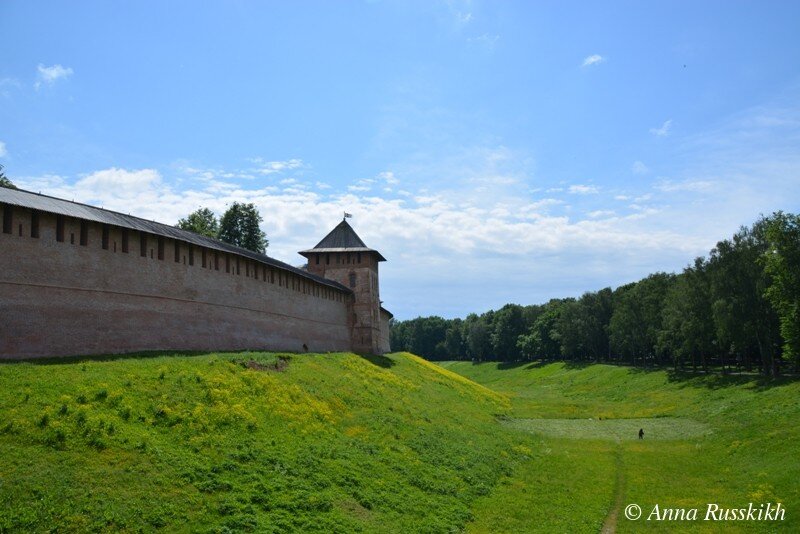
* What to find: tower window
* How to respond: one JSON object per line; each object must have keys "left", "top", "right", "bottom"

{"left": 315, "top": 254, "right": 320, "bottom": 265}
{"left": 202, "top": 248, "right": 207, "bottom": 268}
{"left": 101, "top": 224, "right": 109, "bottom": 250}
{"left": 121, "top": 229, "right": 129, "bottom": 253}
{"left": 140, "top": 233, "right": 147, "bottom": 257}
{"left": 31, "top": 211, "right": 40, "bottom": 238}
{"left": 80, "top": 221, "right": 89, "bottom": 246}
{"left": 357, "top": 252, "right": 361, "bottom": 263}
{"left": 56, "top": 215, "right": 65, "bottom": 242}
{"left": 189, "top": 246, "right": 194, "bottom": 266}
{"left": 174, "top": 241, "right": 180, "bottom": 262}
{"left": 326, "top": 253, "right": 330, "bottom": 265}
{"left": 157, "top": 237, "right": 165, "bottom": 260}
{"left": 349, "top": 273, "right": 356, "bottom": 288}
{"left": 2, "top": 206, "right": 11, "bottom": 234}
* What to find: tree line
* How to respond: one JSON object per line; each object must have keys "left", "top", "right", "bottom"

{"left": 391, "top": 212, "right": 800, "bottom": 377}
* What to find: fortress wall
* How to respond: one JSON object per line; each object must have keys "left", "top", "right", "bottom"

{"left": 0, "top": 205, "right": 353, "bottom": 359}
{"left": 379, "top": 309, "right": 392, "bottom": 354}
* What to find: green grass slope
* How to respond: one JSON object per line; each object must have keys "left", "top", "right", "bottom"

{"left": 439, "top": 361, "right": 800, "bottom": 533}
{"left": 0, "top": 351, "right": 535, "bottom": 533}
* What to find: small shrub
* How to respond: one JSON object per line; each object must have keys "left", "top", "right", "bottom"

{"left": 75, "top": 410, "right": 88, "bottom": 427}
{"left": 86, "top": 432, "right": 107, "bottom": 450}
{"left": 119, "top": 405, "right": 132, "bottom": 421}
{"left": 107, "top": 393, "right": 122, "bottom": 408}
{"left": 222, "top": 514, "right": 258, "bottom": 532}
{"left": 58, "top": 403, "right": 69, "bottom": 416}
{"left": 37, "top": 413, "right": 50, "bottom": 428}
{"left": 197, "top": 479, "right": 233, "bottom": 493}
{"left": 77, "top": 393, "right": 88, "bottom": 404}
{"left": 94, "top": 389, "right": 108, "bottom": 402}
{"left": 217, "top": 500, "right": 242, "bottom": 517}
{"left": 44, "top": 427, "right": 67, "bottom": 449}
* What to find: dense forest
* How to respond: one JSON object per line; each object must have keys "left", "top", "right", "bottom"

{"left": 391, "top": 212, "right": 800, "bottom": 377}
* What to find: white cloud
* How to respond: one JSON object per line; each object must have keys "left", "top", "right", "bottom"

{"left": 35, "top": 64, "right": 73, "bottom": 89}
{"left": 582, "top": 54, "right": 605, "bottom": 67}
{"left": 251, "top": 158, "right": 304, "bottom": 175}
{"left": 650, "top": 119, "right": 672, "bottom": 137}
{"left": 0, "top": 141, "right": 7, "bottom": 158}
{"left": 655, "top": 179, "right": 716, "bottom": 192}
{"left": 614, "top": 195, "right": 630, "bottom": 201}
{"left": 347, "top": 177, "right": 376, "bottom": 192}
{"left": 587, "top": 210, "right": 615, "bottom": 219}
{"left": 568, "top": 184, "right": 599, "bottom": 194}
{"left": 379, "top": 171, "right": 399, "bottom": 184}
{"left": 631, "top": 161, "right": 649, "bottom": 174}
{"left": 445, "top": 0, "right": 474, "bottom": 27}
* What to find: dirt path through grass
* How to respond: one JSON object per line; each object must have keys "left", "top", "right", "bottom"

{"left": 600, "top": 446, "right": 624, "bottom": 534}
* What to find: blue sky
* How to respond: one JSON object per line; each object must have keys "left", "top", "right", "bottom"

{"left": 2, "top": 1, "right": 799, "bottom": 319}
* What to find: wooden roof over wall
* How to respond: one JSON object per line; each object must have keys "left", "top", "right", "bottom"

{"left": 0, "top": 187, "right": 352, "bottom": 293}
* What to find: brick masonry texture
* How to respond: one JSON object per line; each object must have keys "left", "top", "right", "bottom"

{"left": 0, "top": 203, "right": 391, "bottom": 359}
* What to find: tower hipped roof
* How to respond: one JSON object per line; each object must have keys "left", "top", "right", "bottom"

{"left": 299, "top": 219, "right": 386, "bottom": 261}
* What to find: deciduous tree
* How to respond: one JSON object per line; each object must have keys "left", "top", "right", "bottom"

{"left": 0, "top": 165, "right": 17, "bottom": 189}
{"left": 218, "top": 202, "right": 269, "bottom": 253}
{"left": 177, "top": 207, "right": 219, "bottom": 238}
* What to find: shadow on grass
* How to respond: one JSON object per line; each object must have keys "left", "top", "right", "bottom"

{"left": 561, "top": 360, "right": 596, "bottom": 370}
{"left": 477, "top": 359, "right": 599, "bottom": 371}
{"left": 495, "top": 361, "right": 531, "bottom": 370}
{"left": 663, "top": 369, "right": 798, "bottom": 391}
{"left": 358, "top": 353, "right": 396, "bottom": 368}
{"left": 463, "top": 357, "right": 799, "bottom": 391}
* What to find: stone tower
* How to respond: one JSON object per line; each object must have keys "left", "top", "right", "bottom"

{"left": 300, "top": 219, "right": 386, "bottom": 354}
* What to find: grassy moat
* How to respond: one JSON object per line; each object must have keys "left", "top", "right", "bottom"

{"left": 1, "top": 353, "right": 797, "bottom": 532}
